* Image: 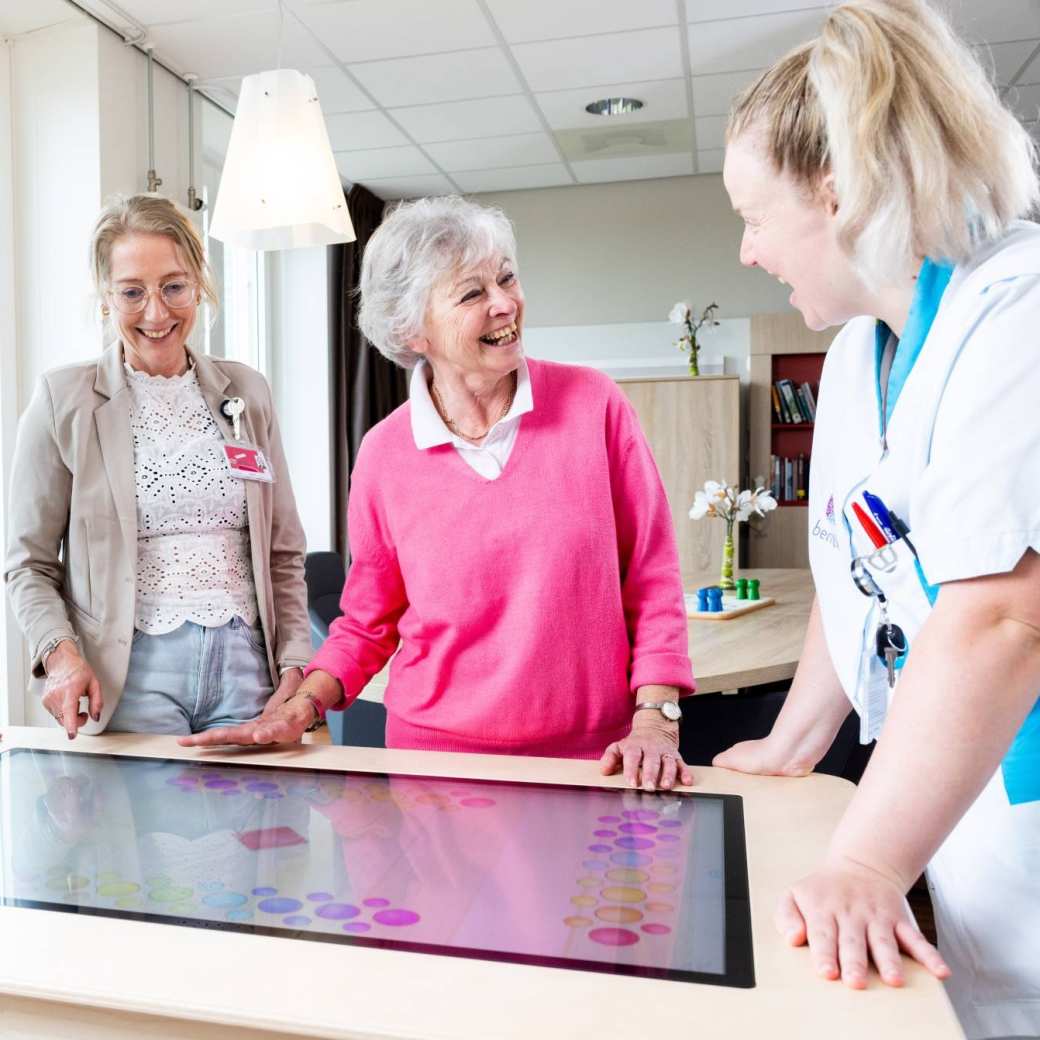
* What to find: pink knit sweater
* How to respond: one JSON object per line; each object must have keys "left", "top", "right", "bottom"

{"left": 307, "top": 359, "right": 695, "bottom": 758}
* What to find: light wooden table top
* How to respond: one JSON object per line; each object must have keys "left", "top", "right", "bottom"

{"left": 687, "top": 568, "right": 814, "bottom": 694}
{"left": 0, "top": 727, "right": 960, "bottom": 1040}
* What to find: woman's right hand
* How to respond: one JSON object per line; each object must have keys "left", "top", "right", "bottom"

{"left": 712, "top": 735, "right": 820, "bottom": 777}
{"left": 41, "top": 642, "right": 102, "bottom": 739}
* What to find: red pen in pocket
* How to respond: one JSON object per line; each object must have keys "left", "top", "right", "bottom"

{"left": 852, "top": 501, "right": 888, "bottom": 549}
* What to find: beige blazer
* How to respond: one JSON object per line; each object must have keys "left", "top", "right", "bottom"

{"left": 3, "top": 344, "right": 312, "bottom": 733}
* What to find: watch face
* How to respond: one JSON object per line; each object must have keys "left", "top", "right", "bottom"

{"left": 660, "top": 701, "right": 682, "bottom": 722}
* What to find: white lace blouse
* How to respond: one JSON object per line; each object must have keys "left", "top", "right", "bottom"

{"left": 126, "top": 363, "right": 259, "bottom": 634}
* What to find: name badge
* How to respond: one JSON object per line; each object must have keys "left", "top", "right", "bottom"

{"left": 222, "top": 443, "right": 274, "bottom": 483}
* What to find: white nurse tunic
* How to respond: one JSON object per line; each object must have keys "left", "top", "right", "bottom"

{"left": 808, "top": 222, "right": 1040, "bottom": 1039}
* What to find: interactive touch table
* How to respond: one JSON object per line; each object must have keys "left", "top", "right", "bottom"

{"left": 0, "top": 728, "right": 961, "bottom": 1040}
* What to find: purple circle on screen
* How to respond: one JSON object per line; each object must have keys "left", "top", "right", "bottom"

{"left": 641, "top": 923, "right": 671, "bottom": 936}
{"left": 588, "top": 927, "right": 639, "bottom": 947}
{"left": 204, "top": 779, "right": 236, "bottom": 789}
{"left": 587, "top": 844, "right": 613, "bottom": 854}
{"left": 307, "top": 892, "right": 334, "bottom": 903}
{"left": 622, "top": 810, "right": 660, "bottom": 822}
{"left": 618, "top": 822, "right": 657, "bottom": 836}
{"left": 252, "top": 887, "right": 277, "bottom": 896}
{"left": 610, "top": 852, "right": 652, "bottom": 867}
{"left": 258, "top": 897, "right": 303, "bottom": 914}
{"left": 658, "top": 819, "right": 681, "bottom": 828}
{"left": 597, "top": 815, "right": 621, "bottom": 824}
{"left": 342, "top": 922, "right": 371, "bottom": 933}
{"left": 316, "top": 903, "right": 360, "bottom": 921}
{"left": 373, "top": 909, "right": 420, "bottom": 927}
{"left": 658, "top": 833, "right": 679, "bottom": 843}
{"left": 246, "top": 782, "right": 279, "bottom": 792}
{"left": 593, "top": 829, "right": 616, "bottom": 838}
{"left": 615, "top": 837, "right": 655, "bottom": 851}
{"left": 363, "top": 898, "right": 390, "bottom": 908}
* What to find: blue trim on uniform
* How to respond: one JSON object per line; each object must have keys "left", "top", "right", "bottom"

{"left": 873, "top": 324, "right": 889, "bottom": 438}
{"left": 913, "top": 559, "right": 939, "bottom": 606}
{"left": 1004, "top": 698, "right": 1040, "bottom": 805}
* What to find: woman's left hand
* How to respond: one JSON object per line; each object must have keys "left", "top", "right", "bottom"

{"left": 777, "top": 856, "right": 951, "bottom": 989}
{"left": 599, "top": 721, "right": 693, "bottom": 791}
{"left": 262, "top": 667, "right": 305, "bottom": 716}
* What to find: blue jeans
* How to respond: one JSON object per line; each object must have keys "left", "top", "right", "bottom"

{"left": 107, "top": 617, "right": 273, "bottom": 735}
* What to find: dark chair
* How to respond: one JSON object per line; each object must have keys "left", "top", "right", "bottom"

{"left": 303, "top": 550, "right": 387, "bottom": 749}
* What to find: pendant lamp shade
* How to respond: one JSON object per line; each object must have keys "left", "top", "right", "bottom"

{"left": 209, "top": 69, "right": 355, "bottom": 251}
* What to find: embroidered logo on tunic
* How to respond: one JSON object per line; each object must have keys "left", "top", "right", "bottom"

{"left": 825, "top": 494, "right": 836, "bottom": 525}
{"left": 813, "top": 494, "right": 841, "bottom": 550}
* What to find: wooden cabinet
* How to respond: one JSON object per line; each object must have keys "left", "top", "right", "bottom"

{"left": 747, "top": 314, "right": 838, "bottom": 568}
{"left": 618, "top": 374, "right": 740, "bottom": 584}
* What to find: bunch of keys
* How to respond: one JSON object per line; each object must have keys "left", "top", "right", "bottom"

{"left": 875, "top": 605, "right": 908, "bottom": 688}
{"left": 221, "top": 396, "right": 245, "bottom": 440}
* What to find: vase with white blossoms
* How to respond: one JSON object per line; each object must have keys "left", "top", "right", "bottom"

{"left": 689, "top": 481, "right": 778, "bottom": 590}
{"left": 668, "top": 301, "right": 720, "bottom": 378}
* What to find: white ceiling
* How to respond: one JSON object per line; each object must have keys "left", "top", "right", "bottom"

{"left": 5, "top": 0, "right": 1040, "bottom": 200}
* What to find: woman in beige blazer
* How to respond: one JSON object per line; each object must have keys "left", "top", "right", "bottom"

{"left": 4, "top": 194, "right": 312, "bottom": 738}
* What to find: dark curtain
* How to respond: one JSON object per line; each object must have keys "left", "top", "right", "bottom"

{"left": 328, "top": 184, "right": 408, "bottom": 560}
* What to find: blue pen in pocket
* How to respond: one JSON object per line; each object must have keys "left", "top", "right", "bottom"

{"left": 862, "top": 489, "right": 898, "bottom": 543}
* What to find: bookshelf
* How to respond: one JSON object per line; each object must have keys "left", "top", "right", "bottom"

{"left": 747, "top": 314, "right": 839, "bottom": 567}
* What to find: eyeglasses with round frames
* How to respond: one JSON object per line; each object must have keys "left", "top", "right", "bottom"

{"left": 107, "top": 279, "right": 198, "bottom": 314}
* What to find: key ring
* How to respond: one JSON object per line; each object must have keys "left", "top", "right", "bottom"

{"left": 850, "top": 556, "right": 886, "bottom": 599}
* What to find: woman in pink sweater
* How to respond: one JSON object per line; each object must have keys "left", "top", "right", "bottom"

{"left": 183, "top": 198, "right": 696, "bottom": 790}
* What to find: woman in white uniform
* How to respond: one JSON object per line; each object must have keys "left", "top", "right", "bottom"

{"left": 715, "top": 1, "right": 1040, "bottom": 1036}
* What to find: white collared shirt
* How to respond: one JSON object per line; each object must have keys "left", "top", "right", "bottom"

{"left": 409, "top": 358, "right": 534, "bottom": 480}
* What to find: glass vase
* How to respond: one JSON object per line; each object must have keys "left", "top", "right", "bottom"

{"left": 688, "top": 340, "right": 700, "bottom": 377}
{"left": 719, "top": 521, "right": 735, "bottom": 590}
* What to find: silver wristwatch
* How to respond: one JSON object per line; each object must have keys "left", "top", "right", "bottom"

{"left": 634, "top": 700, "right": 682, "bottom": 722}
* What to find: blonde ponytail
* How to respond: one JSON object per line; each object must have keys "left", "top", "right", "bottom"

{"left": 729, "top": 0, "right": 1039, "bottom": 286}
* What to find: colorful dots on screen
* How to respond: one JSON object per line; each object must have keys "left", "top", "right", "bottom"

{"left": 563, "top": 916, "right": 593, "bottom": 928}
{"left": 316, "top": 902, "right": 361, "bottom": 921}
{"left": 647, "top": 882, "right": 676, "bottom": 894}
{"left": 614, "top": 837, "right": 655, "bottom": 851}
{"left": 610, "top": 852, "right": 652, "bottom": 867}
{"left": 588, "top": 927, "right": 639, "bottom": 947}
{"left": 342, "top": 922, "right": 371, "bottom": 934}
{"left": 618, "top": 822, "right": 657, "bottom": 836}
{"left": 641, "top": 923, "right": 671, "bottom": 936}
{"left": 372, "top": 909, "right": 420, "bottom": 927}
{"left": 202, "top": 891, "right": 248, "bottom": 909}
{"left": 596, "top": 815, "right": 621, "bottom": 824}
{"left": 226, "top": 909, "right": 253, "bottom": 922}
{"left": 258, "top": 897, "right": 303, "bottom": 914}
{"left": 570, "top": 895, "right": 597, "bottom": 908}
{"left": 621, "top": 810, "right": 659, "bottom": 822}
{"left": 587, "top": 844, "right": 613, "bottom": 854}
{"left": 577, "top": 876, "right": 600, "bottom": 888}
{"left": 283, "top": 915, "right": 311, "bottom": 927}
{"left": 600, "top": 886, "right": 645, "bottom": 904}
{"left": 363, "top": 898, "right": 390, "bottom": 908}
{"left": 458, "top": 797, "right": 495, "bottom": 809}
{"left": 592, "top": 829, "right": 617, "bottom": 838}
{"left": 606, "top": 868, "right": 648, "bottom": 884}
{"left": 658, "top": 818, "right": 682, "bottom": 828}
{"left": 595, "top": 906, "right": 642, "bottom": 925}
{"left": 657, "top": 833, "right": 679, "bottom": 843}
{"left": 204, "top": 779, "right": 236, "bottom": 790}
{"left": 148, "top": 886, "right": 193, "bottom": 904}
{"left": 645, "top": 902, "right": 674, "bottom": 913}
{"left": 97, "top": 881, "right": 140, "bottom": 898}
{"left": 307, "top": 892, "right": 334, "bottom": 902}
{"left": 245, "top": 782, "right": 279, "bottom": 793}
{"left": 650, "top": 863, "right": 677, "bottom": 875}
{"left": 252, "top": 886, "right": 278, "bottom": 896}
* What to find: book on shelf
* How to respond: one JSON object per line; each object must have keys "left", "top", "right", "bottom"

{"left": 772, "top": 378, "right": 817, "bottom": 424}
{"left": 769, "top": 452, "right": 810, "bottom": 502}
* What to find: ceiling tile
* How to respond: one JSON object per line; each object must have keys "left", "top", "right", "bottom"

{"left": 688, "top": 10, "right": 825, "bottom": 76}
{"left": 335, "top": 146, "right": 438, "bottom": 180}
{"left": 349, "top": 49, "right": 522, "bottom": 107}
{"left": 116, "top": 0, "right": 275, "bottom": 22}
{"left": 310, "top": 66, "right": 376, "bottom": 114}
{"left": 535, "top": 78, "right": 687, "bottom": 130}
{"left": 485, "top": 0, "right": 676, "bottom": 44}
{"left": 1006, "top": 83, "right": 1040, "bottom": 123}
{"left": 361, "top": 174, "right": 458, "bottom": 201}
{"left": 512, "top": 27, "right": 683, "bottom": 93}
{"left": 555, "top": 118, "right": 691, "bottom": 162}
{"left": 425, "top": 132, "right": 561, "bottom": 172}
{"left": 688, "top": 0, "right": 832, "bottom": 21}
{"left": 571, "top": 153, "right": 694, "bottom": 184}
{"left": 694, "top": 115, "right": 727, "bottom": 152}
{"left": 973, "top": 40, "right": 1040, "bottom": 86}
{"left": 691, "top": 69, "right": 761, "bottom": 118}
{"left": 697, "top": 149, "right": 725, "bottom": 174}
{"left": 297, "top": 0, "right": 496, "bottom": 63}
{"left": 390, "top": 96, "right": 543, "bottom": 143}
{"left": 148, "top": 11, "right": 326, "bottom": 79}
{"left": 947, "top": 1, "right": 1040, "bottom": 45}
{"left": 454, "top": 164, "right": 574, "bottom": 194}
{"left": 0, "top": 0, "right": 76, "bottom": 35}
{"left": 1015, "top": 43, "right": 1040, "bottom": 85}
{"left": 325, "top": 110, "right": 409, "bottom": 151}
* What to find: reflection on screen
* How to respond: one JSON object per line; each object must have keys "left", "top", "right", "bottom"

{"left": 0, "top": 750, "right": 751, "bottom": 985}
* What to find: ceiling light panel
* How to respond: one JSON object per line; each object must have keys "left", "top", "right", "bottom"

{"left": 325, "top": 110, "right": 409, "bottom": 151}
{"left": 362, "top": 174, "right": 458, "bottom": 201}
{"left": 513, "top": 27, "right": 683, "bottom": 93}
{"left": 297, "top": 0, "right": 496, "bottom": 63}
{"left": 334, "top": 145, "right": 437, "bottom": 180}
{"left": 687, "top": 9, "right": 825, "bottom": 76}
{"left": 536, "top": 78, "right": 687, "bottom": 130}
{"left": 424, "top": 132, "right": 561, "bottom": 172}
{"left": 146, "top": 11, "right": 327, "bottom": 79}
{"left": 571, "top": 153, "right": 694, "bottom": 184}
{"left": 485, "top": 0, "right": 677, "bottom": 44}
{"left": 349, "top": 49, "right": 522, "bottom": 107}
{"left": 452, "top": 164, "right": 573, "bottom": 194}
{"left": 390, "top": 96, "right": 543, "bottom": 144}
{"left": 691, "top": 70, "right": 761, "bottom": 118}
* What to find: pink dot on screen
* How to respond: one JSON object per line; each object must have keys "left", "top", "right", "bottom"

{"left": 597, "top": 815, "right": 621, "bottom": 824}
{"left": 459, "top": 797, "right": 495, "bottom": 808}
{"left": 587, "top": 844, "right": 613, "bottom": 854}
{"left": 615, "top": 837, "right": 655, "bottom": 851}
{"left": 588, "top": 927, "right": 640, "bottom": 947}
{"left": 641, "top": 923, "right": 671, "bottom": 936}
{"left": 342, "top": 922, "right": 371, "bottom": 933}
{"left": 316, "top": 903, "right": 360, "bottom": 920}
{"left": 593, "top": 830, "right": 617, "bottom": 838}
{"left": 618, "top": 822, "right": 657, "bottom": 836}
{"left": 363, "top": 898, "right": 390, "bottom": 908}
{"left": 306, "top": 892, "right": 333, "bottom": 902}
{"left": 373, "top": 909, "right": 420, "bottom": 927}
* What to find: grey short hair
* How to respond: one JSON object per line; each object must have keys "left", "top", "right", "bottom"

{"left": 358, "top": 196, "right": 518, "bottom": 369}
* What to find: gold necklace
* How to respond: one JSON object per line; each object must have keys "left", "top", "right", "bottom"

{"left": 430, "top": 374, "right": 517, "bottom": 443}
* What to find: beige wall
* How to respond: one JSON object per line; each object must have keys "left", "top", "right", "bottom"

{"left": 471, "top": 173, "right": 793, "bottom": 327}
